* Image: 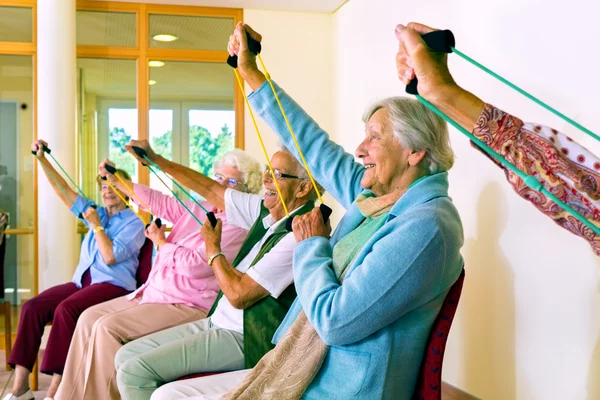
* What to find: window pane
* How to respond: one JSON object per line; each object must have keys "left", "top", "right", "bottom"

{"left": 77, "top": 58, "right": 137, "bottom": 202}
{"left": 149, "top": 60, "right": 235, "bottom": 200}
{"left": 0, "top": 6, "right": 32, "bottom": 43}
{"left": 77, "top": 10, "right": 136, "bottom": 47}
{"left": 149, "top": 14, "right": 233, "bottom": 50}
{"left": 0, "top": 55, "right": 34, "bottom": 307}
{"left": 188, "top": 109, "right": 235, "bottom": 177}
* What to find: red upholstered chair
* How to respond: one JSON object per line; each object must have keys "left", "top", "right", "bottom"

{"left": 136, "top": 238, "right": 154, "bottom": 287}
{"left": 412, "top": 269, "right": 465, "bottom": 400}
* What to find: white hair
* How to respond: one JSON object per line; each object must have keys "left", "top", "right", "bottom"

{"left": 362, "top": 97, "right": 454, "bottom": 174}
{"left": 213, "top": 149, "right": 262, "bottom": 194}
{"left": 277, "top": 145, "right": 325, "bottom": 200}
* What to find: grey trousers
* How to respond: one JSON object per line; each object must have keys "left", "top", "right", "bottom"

{"left": 115, "top": 318, "right": 245, "bottom": 400}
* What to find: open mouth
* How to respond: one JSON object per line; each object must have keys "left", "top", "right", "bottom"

{"left": 364, "top": 164, "right": 375, "bottom": 169}
{"left": 264, "top": 189, "right": 277, "bottom": 196}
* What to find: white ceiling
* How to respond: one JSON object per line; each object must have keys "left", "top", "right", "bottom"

{"left": 97, "top": 0, "right": 348, "bottom": 13}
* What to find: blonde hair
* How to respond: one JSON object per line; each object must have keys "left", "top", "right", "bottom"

{"left": 96, "top": 168, "right": 131, "bottom": 202}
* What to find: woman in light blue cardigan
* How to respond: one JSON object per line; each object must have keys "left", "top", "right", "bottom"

{"left": 150, "top": 24, "right": 464, "bottom": 400}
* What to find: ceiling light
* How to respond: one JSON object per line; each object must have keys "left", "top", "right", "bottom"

{"left": 152, "top": 34, "right": 178, "bottom": 42}
{"left": 149, "top": 60, "right": 165, "bottom": 68}
{"left": 149, "top": 80, "right": 157, "bottom": 85}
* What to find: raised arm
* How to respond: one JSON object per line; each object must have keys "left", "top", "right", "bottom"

{"left": 394, "top": 23, "right": 484, "bottom": 132}
{"left": 229, "top": 23, "right": 365, "bottom": 208}
{"left": 100, "top": 158, "right": 199, "bottom": 224}
{"left": 32, "top": 139, "right": 78, "bottom": 209}
{"left": 123, "top": 140, "right": 227, "bottom": 211}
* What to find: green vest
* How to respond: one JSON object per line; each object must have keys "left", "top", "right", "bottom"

{"left": 208, "top": 200, "right": 315, "bottom": 368}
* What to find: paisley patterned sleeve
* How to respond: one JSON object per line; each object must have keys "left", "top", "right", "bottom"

{"left": 471, "top": 104, "right": 600, "bottom": 256}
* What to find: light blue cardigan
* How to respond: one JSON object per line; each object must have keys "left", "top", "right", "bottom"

{"left": 248, "top": 81, "right": 464, "bottom": 400}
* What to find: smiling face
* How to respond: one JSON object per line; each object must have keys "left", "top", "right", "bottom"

{"left": 100, "top": 182, "right": 127, "bottom": 208}
{"left": 262, "top": 151, "right": 311, "bottom": 215}
{"left": 355, "top": 108, "right": 413, "bottom": 196}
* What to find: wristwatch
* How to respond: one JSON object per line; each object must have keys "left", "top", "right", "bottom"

{"left": 208, "top": 252, "right": 225, "bottom": 266}
{"left": 93, "top": 226, "right": 105, "bottom": 234}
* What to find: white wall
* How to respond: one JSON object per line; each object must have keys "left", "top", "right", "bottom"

{"left": 242, "top": 9, "right": 340, "bottom": 213}
{"left": 332, "top": 0, "right": 600, "bottom": 399}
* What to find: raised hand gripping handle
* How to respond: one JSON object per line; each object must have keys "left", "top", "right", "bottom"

{"left": 405, "top": 29, "right": 455, "bottom": 95}
{"left": 31, "top": 144, "right": 51, "bottom": 156}
{"left": 100, "top": 164, "right": 117, "bottom": 181}
{"left": 227, "top": 32, "right": 262, "bottom": 68}
{"left": 285, "top": 204, "right": 333, "bottom": 232}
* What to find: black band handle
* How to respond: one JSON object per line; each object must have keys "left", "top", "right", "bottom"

{"left": 285, "top": 204, "right": 332, "bottom": 232}
{"left": 101, "top": 164, "right": 117, "bottom": 180}
{"left": 145, "top": 218, "right": 162, "bottom": 229}
{"left": 31, "top": 144, "right": 51, "bottom": 156}
{"left": 131, "top": 146, "right": 150, "bottom": 166}
{"left": 206, "top": 212, "right": 218, "bottom": 228}
{"left": 227, "top": 32, "right": 262, "bottom": 68}
{"left": 78, "top": 204, "right": 97, "bottom": 219}
{"left": 405, "top": 29, "right": 455, "bottom": 95}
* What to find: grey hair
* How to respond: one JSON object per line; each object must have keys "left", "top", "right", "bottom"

{"left": 213, "top": 149, "right": 262, "bottom": 194}
{"left": 277, "top": 145, "right": 325, "bottom": 201}
{"left": 362, "top": 97, "right": 454, "bottom": 174}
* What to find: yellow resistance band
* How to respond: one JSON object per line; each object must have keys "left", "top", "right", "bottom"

{"left": 257, "top": 54, "right": 325, "bottom": 205}
{"left": 234, "top": 68, "right": 290, "bottom": 217}
{"left": 103, "top": 179, "right": 144, "bottom": 222}
{"left": 113, "top": 173, "right": 155, "bottom": 218}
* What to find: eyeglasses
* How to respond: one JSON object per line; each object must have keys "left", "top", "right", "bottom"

{"left": 214, "top": 174, "right": 244, "bottom": 188}
{"left": 264, "top": 167, "right": 304, "bottom": 181}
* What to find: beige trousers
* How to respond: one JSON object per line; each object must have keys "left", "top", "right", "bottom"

{"left": 55, "top": 295, "right": 206, "bottom": 400}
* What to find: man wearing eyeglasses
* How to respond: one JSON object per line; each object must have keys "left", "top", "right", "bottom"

{"left": 114, "top": 141, "right": 323, "bottom": 400}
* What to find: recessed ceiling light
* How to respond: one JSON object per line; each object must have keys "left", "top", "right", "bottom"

{"left": 149, "top": 80, "right": 157, "bottom": 85}
{"left": 149, "top": 60, "right": 165, "bottom": 68}
{"left": 152, "top": 34, "right": 178, "bottom": 42}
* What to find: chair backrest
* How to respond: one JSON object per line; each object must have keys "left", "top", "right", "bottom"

{"left": 135, "top": 238, "right": 154, "bottom": 288}
{"left": 413, "top": 269, "right": 465, "bottom": 400}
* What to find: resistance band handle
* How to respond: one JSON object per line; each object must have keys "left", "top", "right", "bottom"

{"left": 100, "top": 164, "right": 118, "bottom": 180}
{"left": 31, "top": 144, "right": 51, "bottom": 156}
{"left": 227, "top": 32, "right": 262, "bottom": 68}
{"left": 285, "top": 204, "right": 333, "bottom": 232}
{"left": 77, "top": 204, "right": 97, "bottom": 219}
{"left": 131, "top": 146, "right": 151, "bottom": 166}
{"left": 405, "top": 29, "right": 455, "bottom": 95}
{"left": 145, "top": 218, "right": 162, "bottom": 230}
{"left": 206, "top": 212, "right": 218, "bottom": 228}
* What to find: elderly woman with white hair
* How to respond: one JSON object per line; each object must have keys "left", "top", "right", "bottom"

{"left": 147, "top": 24, "right": 464, "bottom": 400}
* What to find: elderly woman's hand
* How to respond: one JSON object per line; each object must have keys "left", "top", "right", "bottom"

{"left": 82, "top": 206, "right": 102, "bottom": 229}
{"left": 292, "top": 207, "right": 332, "bottom": 243}
{"left": 124, "top": 139, "right": 158, "bottom": 166}
{"left": 145, "top": 221, "right": 166, "bottom": 246}
{"left": 31, "top": 139, "right": 49, "bottom": 158}
{"left": 394, "top": 23, "right": 457, "bottom": 102}
{"left": 98, "top": 158, "right": 118, "bottom": 184}
{"left": 228, "top": 22, "right": 265, "bottom": 89}
{"left": 200, "top": 218, "right": 223, "bottom": 254}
